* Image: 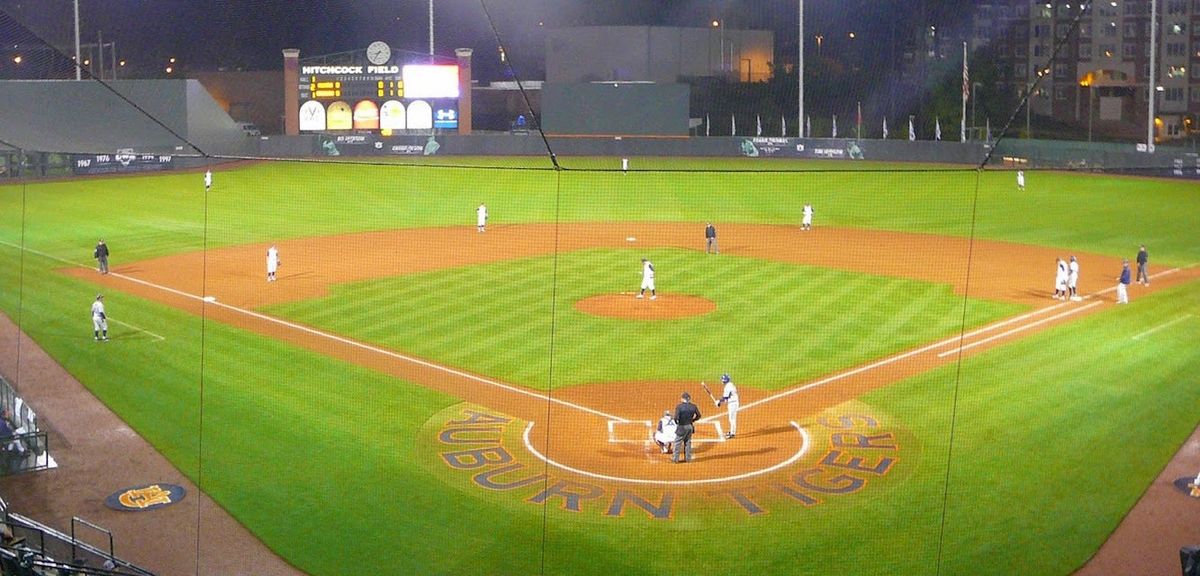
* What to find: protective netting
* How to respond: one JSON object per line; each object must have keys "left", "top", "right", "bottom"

{"left": 0, "top": 2, "right": 1197, "bottom": 576}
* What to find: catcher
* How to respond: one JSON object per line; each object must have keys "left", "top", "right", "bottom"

{"left": 652, "top": 410, "right": 677, "bottom": 454}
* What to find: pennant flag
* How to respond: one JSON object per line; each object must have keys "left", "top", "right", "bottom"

{"left": 908, "top": 116, "right": 916, "bottom": 141}
{"left": 961, "top": 41, "right": 969, "bottom": 142}
{"left": 832, "top": 114, "right": 838, "bottom": 139}
{"left": 706, "top": 114, "right": 710, "bottom": 137}
{"left": 732, "top": 114, "right": 736, "bottom": 136}
{"left": 782, "top": 116, "right": 787, "bottom": 137}
{"left": 935, "top": 117, "right": 942, "bottom": 141}
{"left": 883, "top": 117, "right": 889, "bottom": 139}
{"left": 756, "top": 114, "right": 762, "bottom": 136}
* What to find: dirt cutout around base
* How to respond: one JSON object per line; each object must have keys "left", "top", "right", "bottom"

{"left": 575, "top": 293, "right": 717, "bottom": 320}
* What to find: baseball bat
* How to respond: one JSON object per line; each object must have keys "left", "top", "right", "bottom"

{"left": 700, "top": 382, "right": 719, "bottom": 406}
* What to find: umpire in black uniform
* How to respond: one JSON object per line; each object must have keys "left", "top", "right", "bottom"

{"left": 673, "top": 392, "right": 702, "bottom": 463}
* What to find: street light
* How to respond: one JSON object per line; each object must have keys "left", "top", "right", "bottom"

{"left": 1080, "top": 73, "right": 1094, "bottom": 142}
{"left": 12, "top": 55, "right": 21, "bottom": 64}
{"left": 815, "top": 34, "right": 823, "bottom": 57}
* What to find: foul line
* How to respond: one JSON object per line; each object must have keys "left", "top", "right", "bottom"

{"left": 523, "top": 421, "right": 807, "bottom": 486}
{"left": 1132, "top": 314, "right": 1194, "bottom": 341}
{"left": 109, "top": 318, "right": 165, "bottom": 342}
{"left": 1, "top": 240, "right": 629, "bottom": 424}
{"left": 936, "top": 301, "right": 1102, "bottom": 358}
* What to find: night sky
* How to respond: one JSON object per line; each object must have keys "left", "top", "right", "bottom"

{"left": 1, "top": 0, "right": 980, "bottom": 82}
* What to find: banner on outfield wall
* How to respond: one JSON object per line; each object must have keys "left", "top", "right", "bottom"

{"left": 72, "top": 152, "right": 174, "bottom": 175}
{"left": 315, "top": 134, "right": 441, "bottom": 157}
{"left": 738, "top": 137, "right": 866, "bottom": 160}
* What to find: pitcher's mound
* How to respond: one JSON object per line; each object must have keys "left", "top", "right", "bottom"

{"left": 575, "top": 294, "right": 716, "bottom": 320}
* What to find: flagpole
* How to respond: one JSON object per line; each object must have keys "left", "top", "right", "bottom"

{"left": 856, "top": 101, "right": 862, "bottom": 141}
{"left": 961, "top": 41, "right": 968, "bottom": 143}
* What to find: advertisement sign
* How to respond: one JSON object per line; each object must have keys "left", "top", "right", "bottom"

{"left": 72, "top": 152, "right": 174, "bottom": 175}
{"left": 739, "top": 138, "right": 866, "bottom": 160}
{"left": 297, "top": 57, "right": 459, "bottom": 134}
{"left": 316, "top": 134, "right": 441, "bottom": 157}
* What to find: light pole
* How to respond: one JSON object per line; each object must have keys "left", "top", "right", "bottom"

{"left": 971, "top": 81, "right": 982, "bottom": 139}
{"left": 1146, "top": 0, "right": 1157, "bottom": 151}
{"left": 798, "top": 0, "right": 804, "bottom": 139}
{"left": 428, "top": 0, "right": 435, "bottom": 57}
{"left": 73, "top": 0, "right": 81, "bottom": 80}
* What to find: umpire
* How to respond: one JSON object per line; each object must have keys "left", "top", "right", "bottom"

{"left": 673, "top": 392, "right": 701, "bottom": 463}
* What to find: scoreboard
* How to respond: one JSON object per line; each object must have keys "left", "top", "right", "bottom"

{"left": 297, "top": 63, "right": 460, "bottom": 132}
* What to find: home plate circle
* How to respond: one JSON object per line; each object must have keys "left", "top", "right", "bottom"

{"left": 626, "top": 236, "right": 636, "bottom": 242}
{"left": 202, "top": 296, "right": 217, "bottom": 302}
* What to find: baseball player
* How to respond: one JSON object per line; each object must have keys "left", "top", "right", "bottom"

{"left": 91, "top": 294, "right": 108, "bottom": 341}
{"left": 476, "top": 203, "right": 488, "bottom": 233}
{"left": 652, "top": 410, "right": 677, "bottom": 454}
{"left": 621, "top": 158, "right": 629, "bottom": 174}
{"left": 266, "top": 245, "right": 279, "bottom": 282}
{"left": 1067, "top": 255, "right": 1081, "bottom": 301}
{"left": 801, "top": 203, "right": 814, "bottom": 231}
{"left": 637, "top": 258, "right": 656, "bottom": 300}
{"left": 716, "top": 373, "right": 739, "bottom": 439}
{"left": 204, "top": 169, "right": 212, "bottom": 192}
{"left": 1116, "top": 259, "right": 1131, "bottom": 304}
{"left": 1016, "top": 170, "right": 1025, "bottom": 191}
{"left": 1053, "top": 257, "right": 1068, "bottom": 300}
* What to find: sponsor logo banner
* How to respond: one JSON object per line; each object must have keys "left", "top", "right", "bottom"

{"left": 72, "top": 153, "right": 174, "bottom": 175}
{"left": 740, "top": 138, "right": 866, "bottom": 160}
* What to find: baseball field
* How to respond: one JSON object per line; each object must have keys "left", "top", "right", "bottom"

{"left": 0, "top": 156, "right": 1197, "bottom": 575}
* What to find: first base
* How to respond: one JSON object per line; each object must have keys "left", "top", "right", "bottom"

{"left": 626, "top": 236, "right": 636, "bottom": 242}
{"left": 202, "top": 296, "right": 217, "bottom": 303}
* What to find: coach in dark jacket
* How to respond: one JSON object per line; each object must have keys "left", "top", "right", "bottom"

{"left": 673, "top": 392, "right": 701, "bottom": 463}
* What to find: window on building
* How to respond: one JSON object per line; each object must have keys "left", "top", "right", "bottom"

{"left": 1016, "top": 3, "right": 1029, "bottom": 17}
{"left": 1014, "top": 63, "right": 1027, "bottom": 78}
{"left": 1054, "top": 63, "right": 1071, "bottom": 79}
{"left": 1056, "top": 24, "right": 1072, "bottom": 38}
{"left": 1166, "top": 0, "right": 1187, "bottom": 14}
{"left": 1123, "top": 22, "right": 1138, "bottom": 37}
{"left": 1164, "top": 87, "right": 1184, "bottom": 101}
{"left": 1079, "top": 44, "right": 1092, "bottom": 59}
{"left": 1191, "top": 66, "right": 1200, "bottom": 79}
{"left": 1123, "top": 1, "right": 1141, "bottom": 15}
{"left": 1034, "top": 24, "right": 1050, "bottom": 38}
{"left": 1191, "top": 87, "right": 1200, "bottom": 102}
{"left": 1102, "top": 22, "right": 1117, "bottom": 37}
{"left": 1055, "top": 86, "right": 1068, "bottom": 100}
{"left": 1080, "top": 22, "right": 1091, "bottom": 37}
{"left": 1098, "top": 3, "right": 1117, "bottom": 16}
{"left": 1166, "top": 122, "right": 1180, "bottom": 137}
{"left": 1057, "top": 3, "right": 1072, "bottom": 17}
{"left": 1166, "top": 42, "right": 1187, "bottom": 56}
{"left": 1039, "top": 5, "right": 1053, "bottom": 18}
{"left": 1034, "top": 44, "right": 1044, "bottom": 57}
{"left": 1168, "top": 23, "right": 1185, "bottom": 35}
{"left": 1167, "top": 65, "right": 1187, "bottom": 78}
{"left": 1015, "top": 44, "right": 1027, "bottom": 57}
{"left": 1100, "top": 43, "right": 1116, "bottom": 58}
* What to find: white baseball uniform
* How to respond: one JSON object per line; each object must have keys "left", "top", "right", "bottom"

{"left": 204, "top": 170, "right": 212, "bottom": 191}
{"left": 1068, "top": 259, "right": 1079, "bottom": 290}
{"left": 91, "top": 299, "right": 107, "bottom": 333}
{"left": 266, "top": 246, "right": 279, "bottom": 281}
{"left": 640, "top": 260, "right": 655, "bottom": 291}
{"left": 1054, "top": 260, "right": 1068, "bottom": 293}
{"left": 721, "top": 380, "right": 740, "bottom": 437}
{"left": 653, "top": 414, "right": 677, "bottom": 453}
{"left": 802, "top": 204, "right": 813, "bottom": 229}
{"left": 476, "top": 204, "right": 488, "bottom": 231}
{"left": 1017, "top": 170, "right": 1025, "bottom": 190}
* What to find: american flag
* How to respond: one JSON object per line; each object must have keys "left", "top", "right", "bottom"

{"left": 961, "top": 42, "right": 969, "bottom": 142}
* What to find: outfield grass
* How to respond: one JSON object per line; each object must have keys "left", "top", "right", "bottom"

{"left": 0, "top": 158, "right": 1196, "bottom": 575}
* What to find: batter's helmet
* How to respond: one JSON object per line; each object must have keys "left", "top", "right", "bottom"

{"left": 721, "top": 373, "right": 731, "bottom": 384}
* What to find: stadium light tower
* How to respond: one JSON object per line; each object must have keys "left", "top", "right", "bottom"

{"left": 429, "top": 0, "right": 435, "bottom": 57}
{"left": 798, "top": 0, "right": 804, "bottom": 138}
{"left": 1146, "top": 0, "right": 1157, "bottom": 152}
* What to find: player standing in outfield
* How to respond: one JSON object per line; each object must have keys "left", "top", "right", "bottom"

{"left": 716, "top": 373, "right": 739, "bottom": 439}
{"left": 672, "top": 392, "right": 701, "bottom": 463}
{"left": 705, "top": 223, "right": 719, "bottom": 254}
{"left": 1136, "top": 245, "right": 1150, "bottom": 285}
{"left": 476, "top": 202, "right": 488, "bottom": 233}
{"left": 653, "top": 410, "right": 677, "bottom": 454}
{"left": 93, "top": 239, "right": 110, "bottom": 274}
{"left": 1053, "top": 257, "right": 1068, "bottom": 300}
{"left": 1116, "top": 260, "right": 1131, "bottom": 304}
{"left": 204, "top": 169, "right": 212, "bottom": 192}
{"left": 266, "top": 245, "right": 279, "bottom": 282}
{"left": 621, "top": 158, "right": 629, "bottom": 174}
{"left": 91, "top": 294, "right": 108, "bottom": 341}
{"left": 1067, "top": 255, "right": 1081, "bottom": 301}
{"left": 1016, "top": 170, "right": 1025, "bottom": 191}
{"left": 801, "top": 203, "right": 814, "bottom": 231}
{"left": 637, "top": 258, "right": 656, "bottom": 300}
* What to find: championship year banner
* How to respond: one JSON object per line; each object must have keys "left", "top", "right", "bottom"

{"left": 72, "top": 152, "right": 174, "bottom": 175}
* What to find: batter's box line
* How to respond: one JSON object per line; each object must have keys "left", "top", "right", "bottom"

{"left": 607, "top": 419, "right": 726, "bottom": 444}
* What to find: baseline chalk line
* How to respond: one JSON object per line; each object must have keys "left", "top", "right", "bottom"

{"left": 1132, "top": 314, "right": 1194, "bottom": 341}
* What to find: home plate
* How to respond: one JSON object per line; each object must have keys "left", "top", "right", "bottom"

{"left": 203, "top": 296, "right": 217, "bottom": 302}
{"left": 626, "top": 236, "right": 636, "bottom": 242}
